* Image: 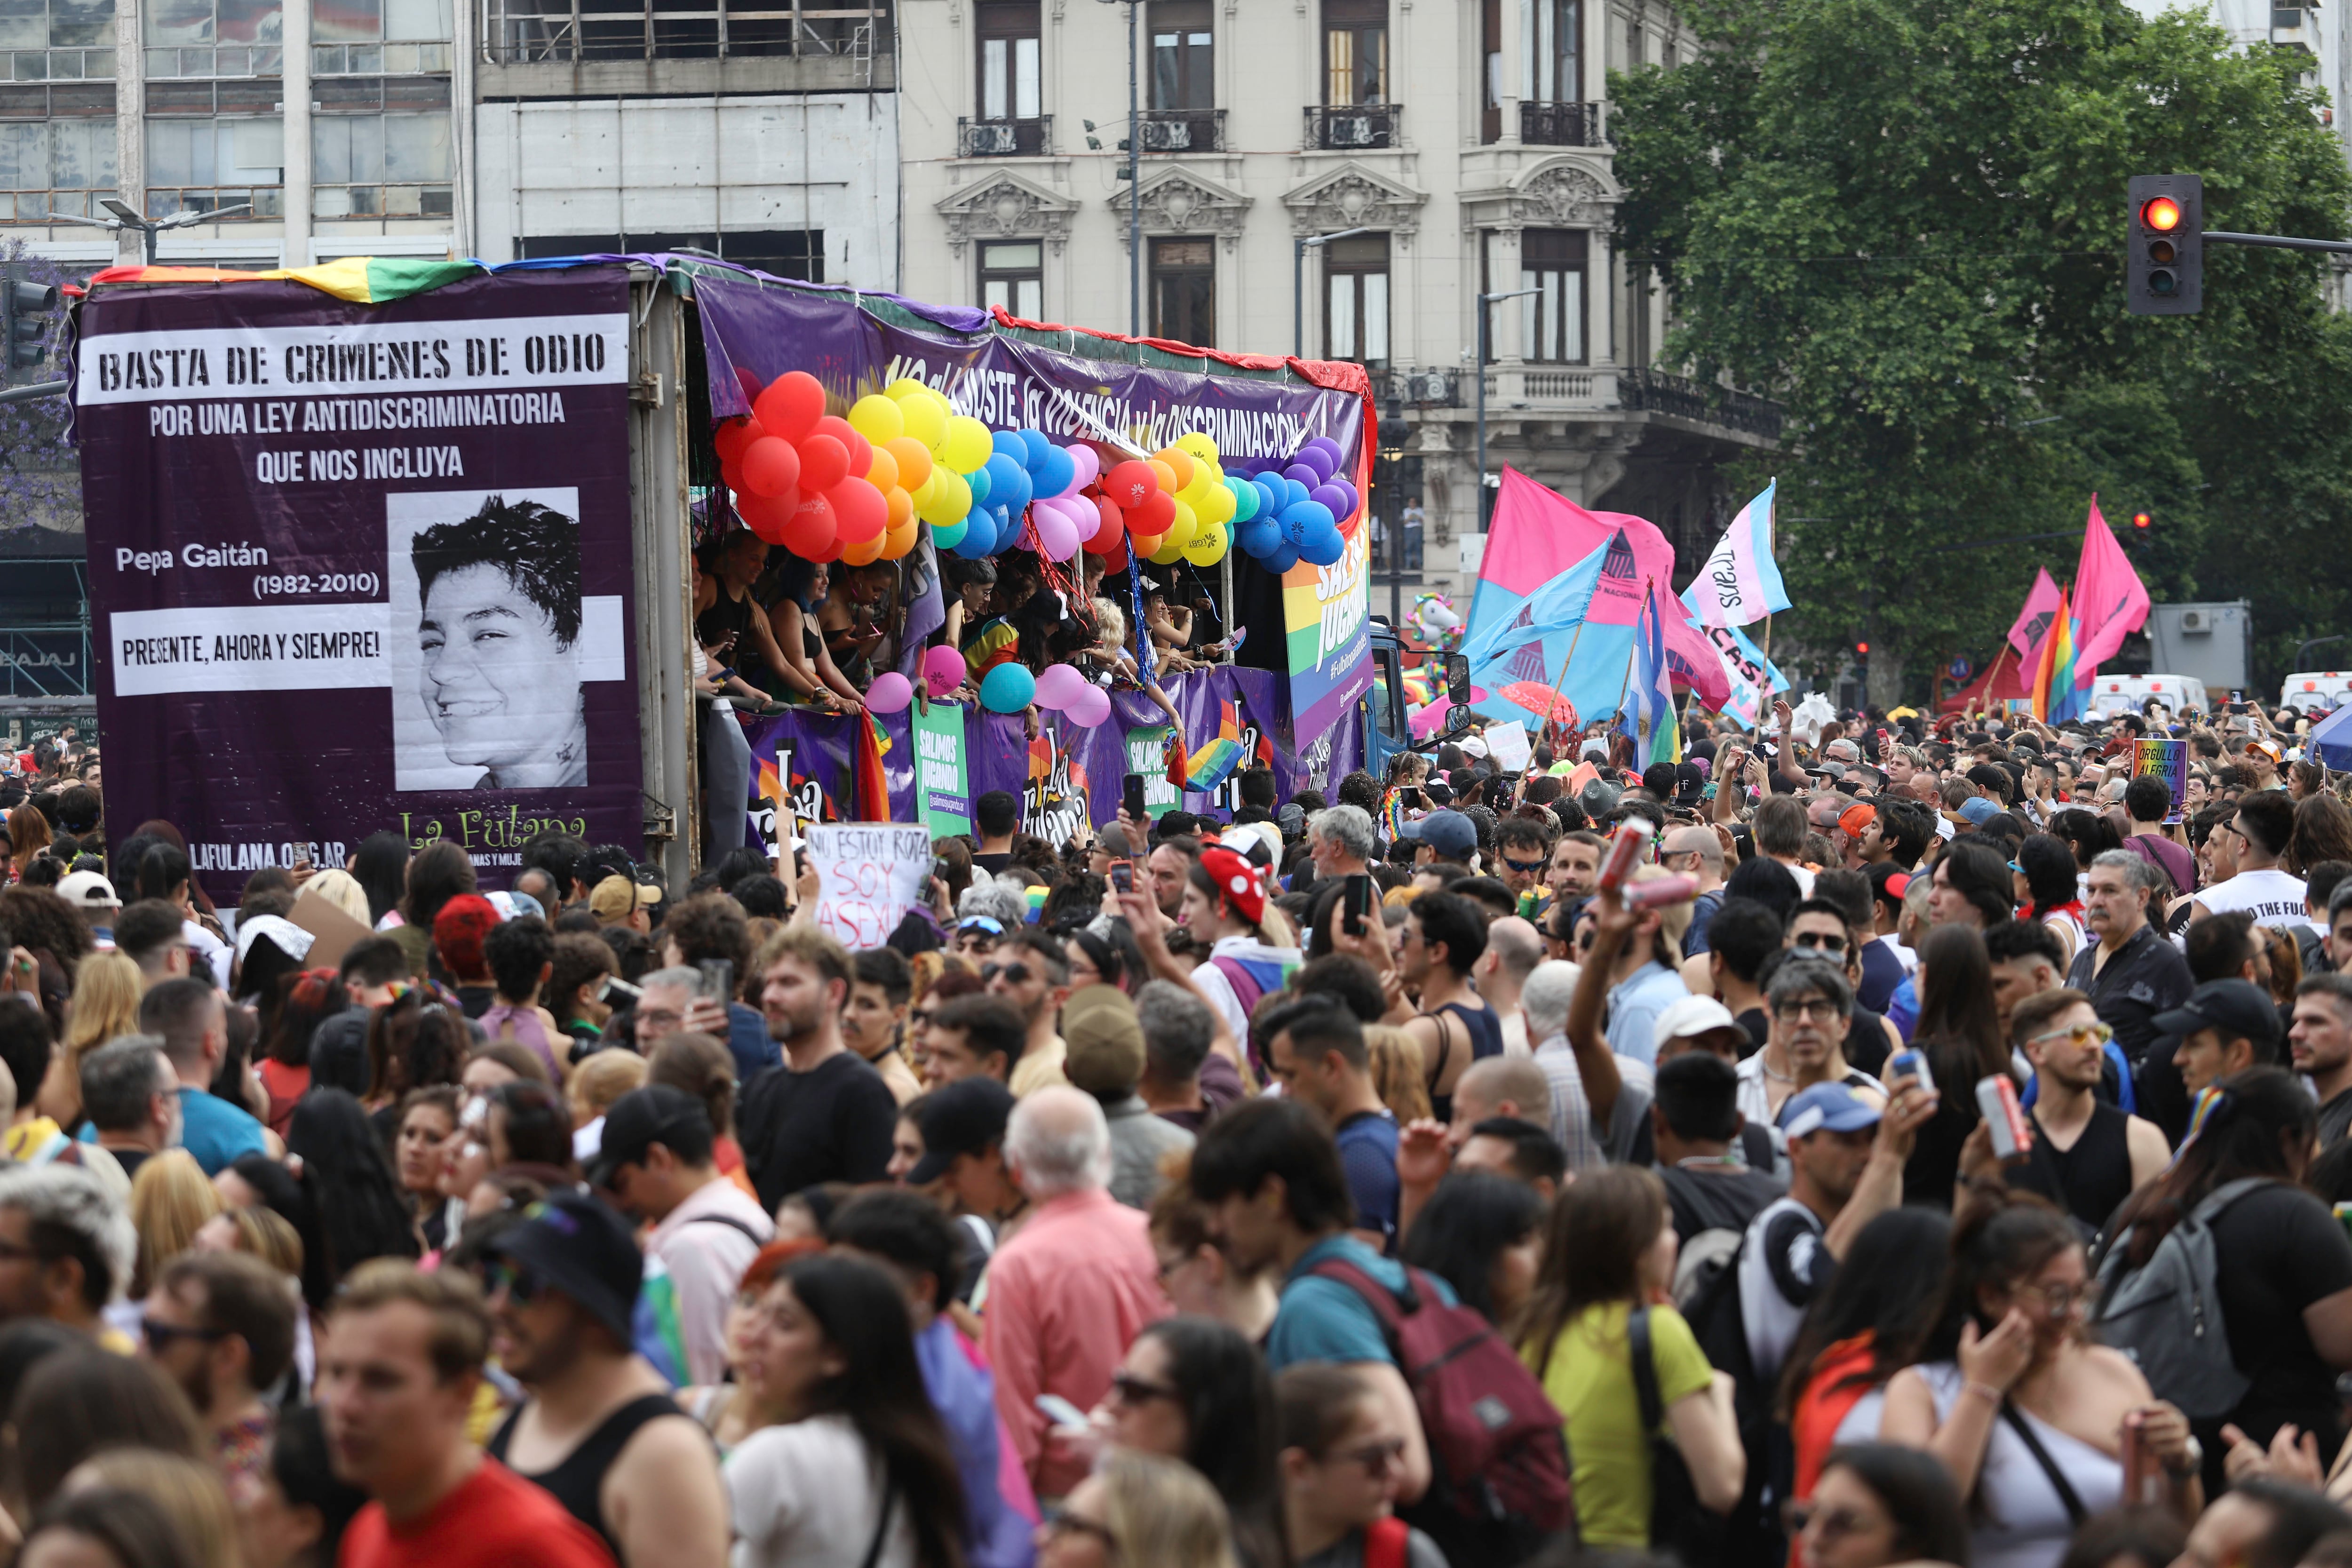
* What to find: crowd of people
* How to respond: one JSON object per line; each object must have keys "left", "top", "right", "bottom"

{"left": 7, "top": 690, "right": 2352, "bottom": 1568}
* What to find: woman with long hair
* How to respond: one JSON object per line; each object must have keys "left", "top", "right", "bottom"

{"left": 64, "top": 1449, "right": 240, "bottom": 1568}
{"left": 129, "top": 1148, "right": 221, "bottom": 1300}
{"left": 1040, "top": 1450, "right": 1237, "bottom": 1568}
{"left": 1399, "top": 1170, "right": 1544, "bottom": 1328}
{"left": 2014, "top": 835, "right": 2087, "bottom": 965}
{"left": 1903, "top": 924, "right": 2013, "bottom": 1209}
{"left": 390, "top": 841, "right": 475, "bottom": 979}
{"left": 6, "top": 803, "right": 47, "bottom": 882}
{"left": 9, "top": 1349, "right": 206, "bottom": 1516}
{"left": 1880, "top": 1183, "right": 2198, "bottom": 1568}
{"left": 0, "top": 883, "right": 92, "bottom": 1041}
{"left": 16, "top": 1487, "right": 200, "bottom": 1568}
{"left": 1517, "top": 1164, "right": 1743, "bottom": 1546}
{"left": 256, "top": 969, "right": 346, "bottom": 1136}
{"left": 2103, "top": 1068, "right": 2352, "bottom": 1485}
{"left": 1781, "top": 1208, "right": 1955, "bottom": 1512}
{"left": 2290, "top": 792, "right": 2352, "bottom": 877}
{"left": 1089, "top": 1316, "right": 1282, "bottom": 1568}
{"left": 1797, "top": 1443, "right": 1974, "bottom": 1568}
{"left": 284, "top": 1089, "right": 420, "bottom": 1300}
{"left": 39, "top": 950, "right": 143, "bottom": 1127}
{"left": 348, "top": 830, "right": 410, "bottom": 929}
{"left": 2050, "top": 809, "right": 2123, "bottom": 890}
{"left": 361, "top": 989, "right": 466, "bottom": 1122}
{"left": 678, "top": 1239, "right": 825, "bottom": 1452}
{"left": 1274, "top": 1364, "right": 1434, "bottom": 1568}
{"left": 722, "top": 1252, "right": 967, "bottom": 1568}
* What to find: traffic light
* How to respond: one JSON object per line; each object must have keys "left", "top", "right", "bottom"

{"left": 0, "top": 263, "right": 57, "bottom": 383}
{"left": 2127, "top": 174, "right": 2202, "bottom": 315}
{"left": 2131, "top": 510, "right": 2153, "bottom": 530}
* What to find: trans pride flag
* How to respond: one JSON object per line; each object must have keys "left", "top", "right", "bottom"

{"left": 1621, "top": 586, "right": 1680, "bottom": 765}
{"left": 1681, "top": 481, "right": 1790, "bottom": 628}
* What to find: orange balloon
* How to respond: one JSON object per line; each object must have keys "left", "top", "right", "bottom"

{"left": 865, "top": 446, "right": 899, "bottom": 492}
{"left": 842, "top": 532, "right": 884, "bottom": 566}
{"left": 882, "top": 520, "right": 918, "bottom": 558}
{"left": 883, "top": 437, "right": 933, "bottom": 492}
{"left": 1147, "top": 458, "right": 1178, "bottom": 495}
{"left": 1155, "top": 447, "right": 1195, "bottom": 490}
{"left": 1130, "top": 531, "right": 1165, "bottom": 557}
{"left": 884, "top": 485, "right": 914, "bottom": 530}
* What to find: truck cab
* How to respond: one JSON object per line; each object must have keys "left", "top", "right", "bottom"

{"left": 1364, "top": 620, "right": 1469, "bottom": 776}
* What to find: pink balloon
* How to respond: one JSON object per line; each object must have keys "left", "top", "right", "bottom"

{"left": 1035, "top": 663, "right": 1087, "bottom": 709}
{"left": 1067, "top": 444, "right": 1101, "bottom": 493}
{"left": 1034, "top": 501, "right": 1081, "bottom": 561}
{"left": 1065, "top": 683, "right": 1112, "bottom": 728}
{"left": 866, "top": 671, "right": 913, "bottom": 714}
{"left": 922, "top": 645, "right": 967, "bottom": 692}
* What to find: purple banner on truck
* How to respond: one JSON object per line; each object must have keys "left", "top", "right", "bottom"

{"left": 74, "top": 266, "right": 644, "bottom": 899}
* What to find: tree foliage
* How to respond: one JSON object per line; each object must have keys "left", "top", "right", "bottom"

{"left": 1611, "top": 0, "right": 2352, "bottom": 694}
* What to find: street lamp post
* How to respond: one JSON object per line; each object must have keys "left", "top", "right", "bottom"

{"left": 1475, "top": 286, "right": 1540, "bottom": 531}
{"left": 46, "top": 198, "right": 251, "bottom": 264}
{"left": 1295, "top": 226, "right": 1375, "bottom": 358}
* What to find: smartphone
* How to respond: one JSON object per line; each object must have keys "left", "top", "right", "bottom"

{"left": 2231, "top": 690, "right": 2245, "bottom": 705}
{"left": 1888, "top": 1049, "right": 1935, "bottom": 1096}
{"left": 1123, "top": 772, "right": 1147, "bottom": 822}
{"left": 1344, "top": 873, "right": 1374, "bottom": 936}
{"left": 697, "top": 958, "right": 734, "bottom": 1005}
{"left": 1036, "top": 1393, "right": 1089, "bottom": 1429}
{"left": 933, "top": 857, "right": 950, "bottom": 883}
{"left": 599, "top": 975, "right": 642, "bottom": 1004}
{"left": 1110, "top": 860, "right": 1134, "bottom": 893}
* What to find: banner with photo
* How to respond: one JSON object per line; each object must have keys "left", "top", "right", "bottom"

{"left": 75, "top": 266, "right": 642, "bottom": 898}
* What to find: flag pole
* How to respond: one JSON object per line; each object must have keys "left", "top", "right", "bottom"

{"left": 1615, "top": 577, "right": 1652, "bottom": 731}
{"left": 1540, "top": 619, "right": 1588, "bottom": 745}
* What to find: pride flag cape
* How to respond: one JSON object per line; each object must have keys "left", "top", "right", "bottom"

{"left": 1460, "top": 470, "right": 1728, "bottom": 727}
{"left": 1184, "top": 700, "right": 1246, "bottom": 792}
{"left": 1681, "top": 480, "right": 1789, "bottom": 628}
{"left": 2031, "top": 589, "right": 2084, "bottom": 724}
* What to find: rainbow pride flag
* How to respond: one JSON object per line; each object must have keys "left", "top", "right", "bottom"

{"left": 2031, "top": 588, "right": 2084, "bottom": 724}
{"left": 89, "top": 255, "right": 479, "bottom": 303}
{"left": 1185, "top": 700, "right": 1247, "bottom": 792}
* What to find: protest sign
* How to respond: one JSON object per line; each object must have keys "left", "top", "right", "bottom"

{"left": 2134, "top": 738, "right": 2189, "bottom": 823}
{"left": 913, "top": 703, "right": 972, "bottom": 838}
{"left": 804, "top": 823, "right": 932, "bottom": 950}
{"left": 1485, "top": 722, "right": 1532, "bottom": 772}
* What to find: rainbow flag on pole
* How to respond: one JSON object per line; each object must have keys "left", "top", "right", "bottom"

{"left": 2031, "top": 588, "right": 2084, "bottom": 724}
{"left": 1184, "top": 700, "right": 1246, "bottom": 792}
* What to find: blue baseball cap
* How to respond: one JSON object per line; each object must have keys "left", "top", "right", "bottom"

{"left": 1779, "top": 1082, "right": 1883, "bottom": 1139}
{"left": 1958, "top": 796, "right": 1999, "bottom": 827}
{"left": 1401, "top": 808, "right": 1478, "bottom": 861}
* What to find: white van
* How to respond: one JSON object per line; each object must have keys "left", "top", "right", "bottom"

{"left": 2084, "top": 674, "right": 2212, "bottom": 718}
{"left": 2280, "top": 672, "right": 2352, "bottom": 714}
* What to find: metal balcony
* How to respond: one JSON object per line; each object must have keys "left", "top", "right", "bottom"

{"left": 1304, "top": 103, "right": 1399, "bottom": 151}
{"left": 1138, "top": 108, "right": 1224, "bottom": 153}
{"left": 1621, "top": 367, "right": 1784, "bottom": 440}
{"left": 958, "top": 115, "right": 1052, "bottom": 158}
{"left": 1519, "top": 100, "right": 1605, "bottom": 146}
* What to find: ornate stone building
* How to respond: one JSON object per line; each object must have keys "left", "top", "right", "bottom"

{"left": 897, "top": 0, "right": 1778, "bottom": 600}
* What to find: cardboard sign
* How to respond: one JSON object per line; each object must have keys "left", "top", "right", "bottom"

{"left": 286, "top": 883, "right": 376, "bottom": 972}
{"left": 2133, "top": 737, "right": 2189, "bottom": 823}
{"left": 1485, "top": 722, "right": 1533, "bottom": 773}
{"left": 804, "top": 823, "right": 932, "bottom": 951}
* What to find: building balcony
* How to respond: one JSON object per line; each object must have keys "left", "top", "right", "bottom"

{"left": 1519, "top": 100, "right": 1605, "bottom": 147}
{"left": 1304, "top": 103, "right": 1399, "bottom": 151}
{"left": 1483, "top": 365, "right": 1614, "bottom": 406}
{"left": 959, "top": 115, "right": 1052, "bottom": 158}
{"left": 2272, "top": 7, "right": 2317, "bottom": 48}
{"left": 477, "top": 0, "right": 889, "bottom": 63}
{"left": 1138, "top": 108, "right": 1224, "bottom": 154}
{"left": 1620, "top": 367, "right": 1783, "bottom": 440}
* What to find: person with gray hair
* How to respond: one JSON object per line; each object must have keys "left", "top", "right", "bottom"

{"left": 982, "top": 1086, "right": 1168, "bottom": 1498}
{"left": 1736, "top": 956, "right": 1883, "bottom": 1129}
{"left": 630, "top": 965, "right": 706, "bottom": 1053}
{"left": 1134, "top": 979, "right": 1220, "bottom": 1130}
{"left": 76, "top": 1035, "right": 180, "bottom": 1191}
{"left": 955, "top": 878, "right": 1028, "bottom": 939}
{"left": 0, "top": 1164, "right": 137, "bottom": 1335}
{"left": 1305, "top": 804, "right": 1377, "bottom": 881}
{"left": 1516, "top": 958, "right": 1652, "bottom": 1170}
{"left": 2066, "top": 846, "right": 2193, "bottom": 1065}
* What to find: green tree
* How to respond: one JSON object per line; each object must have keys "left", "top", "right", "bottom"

{"left": 1611, "top": 0, "right": 2352, "bottom": 699}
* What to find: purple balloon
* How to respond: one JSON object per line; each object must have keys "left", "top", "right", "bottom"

{"left": 1310, "top": 483, "right": 1351, "bottom": 518}
{"left": 1303, "top": 436, "right": 1346, "bottom": 471}
{"left": 1293, "top": 446, "right": 1338, "bottom": 486}
{"left": 1283, "top": 463, "right": 1321, "bottom": 490}
{"left": 1327, "top": 479, "right": 1360, "bottom": 516}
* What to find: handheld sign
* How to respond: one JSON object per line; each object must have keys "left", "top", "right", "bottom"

{"left": 803, "top": 823, "right": 932, "bottom": 951}
{"left": 2133, "top": 737, "right": 2188, "bottom": 824}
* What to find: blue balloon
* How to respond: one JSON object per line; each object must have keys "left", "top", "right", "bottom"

{"left": 1284, "top": 478, "right": 1312, "bottom": 511}
{"left": 983, "top": 454, "right": 1032, "bottom": 518}
{"left": 1263, "top": 542, "right": 1301, "bottom": 573}
{"left": 965, "top": 462, "right": 993, "bottom": 508}
{"left": 1237, "top": 517, "right": 1281, "bottom": 557}
{"left": 952, "top": 525, "right": 997, "bottom": 559}
{"left": 1252, "top": 478, "right": 1283, "bottom": 518}
{"left": 1284, "top": 463, "right": 1321, "bottom": 491}
{"left": 1300, "top": 522, "right": 1346, "bottom": 567}
{"left": 1018, "top": 429, "right": 1054, "bottom": 470}
{"left": 992, "top": 430, "right": 1030, "bottom": 465}
{"left": 1031, "top": 445, "right": 1075, "bottom": 499}
{"left": 980, "top": 662, "right": 1037, "bottom": 714}
{"left": 1228, "top": 477, "right": 1260, "bottom": 523}
{"left": 1282, "top": 500, "right": 1335, "bottom": 545}
{"left": 990, "top": 503, "right": 1020, "bottom": 552}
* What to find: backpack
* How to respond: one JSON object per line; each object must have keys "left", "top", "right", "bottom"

{"left": 1675, "top": 1227, "right": 1790, "bottom": 1568}
{"left": 1629, "top": 1305, "right": 1729, "bottom": 1568}
{"left": 1307, "top": 1257, "right": 1573, "bottom": 1566}
{"left": 2090, "top": 1177, "right": 2269, "bottom": 1420}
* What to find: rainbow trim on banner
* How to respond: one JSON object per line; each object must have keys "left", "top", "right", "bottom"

{"left": 88, "top": 255, "right": 480, "bottom": 303}
{"left": 1185, "top": 700, "right": 1247, "bottom": 792}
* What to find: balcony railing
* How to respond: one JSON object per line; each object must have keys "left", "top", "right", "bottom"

{"left": 958, "top": 115, "right": 1050, "bottom": 157}
{"left": 479, "top": 0, "right": 889, "bottom": 63}
{"left": 1520, "top": 100, "right": 1605, "bottom": 146}
{"left": 1304, "top": 103, "right": 1398, "bottom": 151}
{"left": 1138, "top": 107, "right": 1224, "bottom": 153}
{"left": 1621, "top": 367, "right": 1784, "bottom": 440}
{"left": 1376, "top": 368, "right": 1461, "bottom": 408}
{"left": 147, "top": 188, "right": 285, "bottom": 220}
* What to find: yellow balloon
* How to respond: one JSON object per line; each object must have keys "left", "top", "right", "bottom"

{"left": 898, "top": 393, "right": 948, "bottom": 453}
{"left": 940, "top": 415, "right": 993, "bottom": 472}
{"left": 1162, "top": 499, "right": 1199, "bottom": 549}
{"left": 885, "top": 377, "right": 931, "bottom": 402}
{"left": 848, "top": 394, "right": 906, "bottom": 446}
{"left": 1175, "top": 431, "right": 1219, "bottom": 465}
{"left": 1182, "top": 523, "right": 1228, "bottom": 567}
{"left": 864, "top": 445, "right": 900, "bottom": 493}
{"left": 909, "top": 470, "right": 938, "bottom": 509}
{"left": 1148, "top": 537, "right": 1188, "bottom": 565}
{"left": 919, "top": 470, "right": 969, "bottom": 526}
{"left": 1195, "top": 481, "right": 1236, "bottom": 526}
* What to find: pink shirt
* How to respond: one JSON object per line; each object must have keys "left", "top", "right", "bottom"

{"left": 981, "top": 1187, "right": 1168, "bottom": 1499}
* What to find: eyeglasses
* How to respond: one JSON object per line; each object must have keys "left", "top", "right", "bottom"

{"left": 480, "top": 1259, "right": 546, "bottom": 1306}
{"left": 143, "top": 1319, "right": 232, "bottom": 1352}
{"left": 1790, "top": 932, "right": 1849, "bottom": 955}
{"left": 1109, "top": 1372, "right": 1182, "bottom": 1407}
{"left": 1332, "top": 1436, "right": 1408, "bottom": 1474}
{"left": 1773, "top": 997, "right": 1842, "bottom": 1021}
{"left": 1040, "top": 1510, "right": 1120, "bottom": 1554}
{"left": 2027, "top": 1021, "right": 2114, "bottom": 1051}
{"left": 1790, "top": 1503, "right": 1875, "bottom": 1540}
{"left": 2008, "top": 1280, "right": 2091, "bottom": 1318}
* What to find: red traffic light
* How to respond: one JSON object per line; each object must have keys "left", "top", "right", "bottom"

{"left": 2131, "top": 511, "right": 2152, "bottom": 529}
{"left": 1855, "top": 642, "right": 1871, "bottom": 656}
{"left": 2141, "top": 196, "right": 2184, "bottom": 232}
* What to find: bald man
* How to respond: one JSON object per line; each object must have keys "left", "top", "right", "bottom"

{"left": 1475, "top": 916, "right": 1546, "bottom": 1056}
{"left": 1446, "top": 1056, "right": 1552, "bottom": 1150}
{"left": 1661, "top": 825, "right": 1727, "bottom": 957}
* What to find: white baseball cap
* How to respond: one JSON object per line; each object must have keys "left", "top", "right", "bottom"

{"left": 1652, "top": 994, "right": 1747, "bottom": 1058}
{"left": 54, "top": 870, "right": 120, "bottom": 911}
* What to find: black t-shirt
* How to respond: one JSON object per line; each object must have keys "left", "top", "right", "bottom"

{"left": 1660, "top": 1163, "right": 1787, "bottom": 1246}
{"left": 2209, "top": 1182, "right": 2352, "bottom": 1446}
{"left": 1844, "top": 1006, "right": 1893, "bottom": 1080}
{"left": 2321, "top": 1086, "right": 2352, "bottom": 1151}
{"left": 111, "top": 1146, "right": 151, "bottom": 1183}
{"left": 455, "top": 985, "right": 496, "bottom": 1021}
{"left": 972, "top": 852, "right": 1014, "bottom": 876}
{"left": 737, "top": 1050, "right": 899, "bottom": 1212}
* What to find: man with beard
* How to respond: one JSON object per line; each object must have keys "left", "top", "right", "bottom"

{"left": 2002, "top": 988, "right": 2169, "bottom": 1232}
{"left": 480, "top": 1192, "right": 728, "bottom": 1568}
{"left": 736, "top": 925, "right": 897, "bottom": 1210}
{"left": 984, "top": 928, "right": 1073, "bottom": 1095}
{"left": 141, "top": 1252, "right": 296, "bottom": 1502}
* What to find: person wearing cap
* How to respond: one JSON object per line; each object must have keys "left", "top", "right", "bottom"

{"left": 2157, "top": 977, "right": 2284, "bottom": 1101}
{"left": 1181, "top": 844, "right": 1300, "bottom": 1072}
{"left": 982, "top": 1086, "right": 1168, "bottom": 1500}
{"left": 324, "top": 1262, "right": 620, "bottom": 1568}
{"left": 477, "top": 1192, "right": 730, "bottom": 1568}
{"left": 737, "top": 926, "right": 898, "bottom": 1212}
{"left": 907, "top": 1077, "right": 1027, "bottom": 1263}
{"left": 2068, "top": 849, "right": 2193, "bottom": 1072}
{"left": 589, "top": 876, "right": 658, "bottom": 935}
{"left": 1399, "top": 808, "right": 1479, "bottom": 873}
{"left": 1064, "top": 984, "right": 1193, "bottom": 1211}
{"left": 590, "top": 1085, "right": 774, "bottom": 1387}
{"left": 1740, "top": 1072, "right": 1934, "bottom": 1385}
{"left": 52, "top": 870, "right": 119, "bottom": 946}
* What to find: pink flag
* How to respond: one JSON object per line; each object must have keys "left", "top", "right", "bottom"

{"left": 2007, "top": 568, "right": 2062, "bottom": 659}
{"left": 2072, "top": 497, "right": 2150, "bottom": 675}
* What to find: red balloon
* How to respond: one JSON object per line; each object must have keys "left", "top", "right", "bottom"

{"left": 740, "top": 436, "right": 803, "bottom": 498}
{"left": 1105, "top": 460, "right": 1157, "bottom": 509}
{"left": 738, "top": 488, "right": 797, "bottom": 545}
{"left": 813, "top": 531, "right": 846, "bottom": 563}
{"left": 753, "top": 372, "right": 826, "bottom": 444}
{"left": 797, "top": 434, "right": 850, "bottom": 493}
{"left": 719, "top": 458, "right": 745, "bottom": 496}
{"left": 713, "top": 416, "right": 763, "bottom": 464}
{"left": 811, "top": 415, "right": 872, "bottom": 478}
{"left": 1097, "top": 533, "right": 1130, "bottom": 574}
{"left": 829, "top": 477, "right": 889, "bottom": 543}
{"left": 1085, "top": 495, "right": 1125, "bottom": 551}
{"left": 1131, "top": 487, "right": 1176, "bottom": 535}
{"left": 781, "top": 492, "right": 837, "bottom": 557}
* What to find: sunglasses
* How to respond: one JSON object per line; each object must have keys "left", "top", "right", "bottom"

{"left": 1502, "top": 855, "right": 1548, "bottom": 874}
{"left": 142, "top": 1319, "right": 231, "bottom": 1352}
{"left": 2028, "top": 1021, "right": 2114, "bottom": 1050}
{"left": 480, "top": 1259, "right": 546, "bottom": 1306}
{"left": 1790, "top": 932, "right": 1849, "bottom": 955}
{"left": 982, "top": 963, "right": 1034, "bottom": 986}
{"left": 1109, "top": 1371, "right": 1182, "bottom": 1407}
{"left": 1331, "top": 1436, "right": 1408, "bottom": 1473}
